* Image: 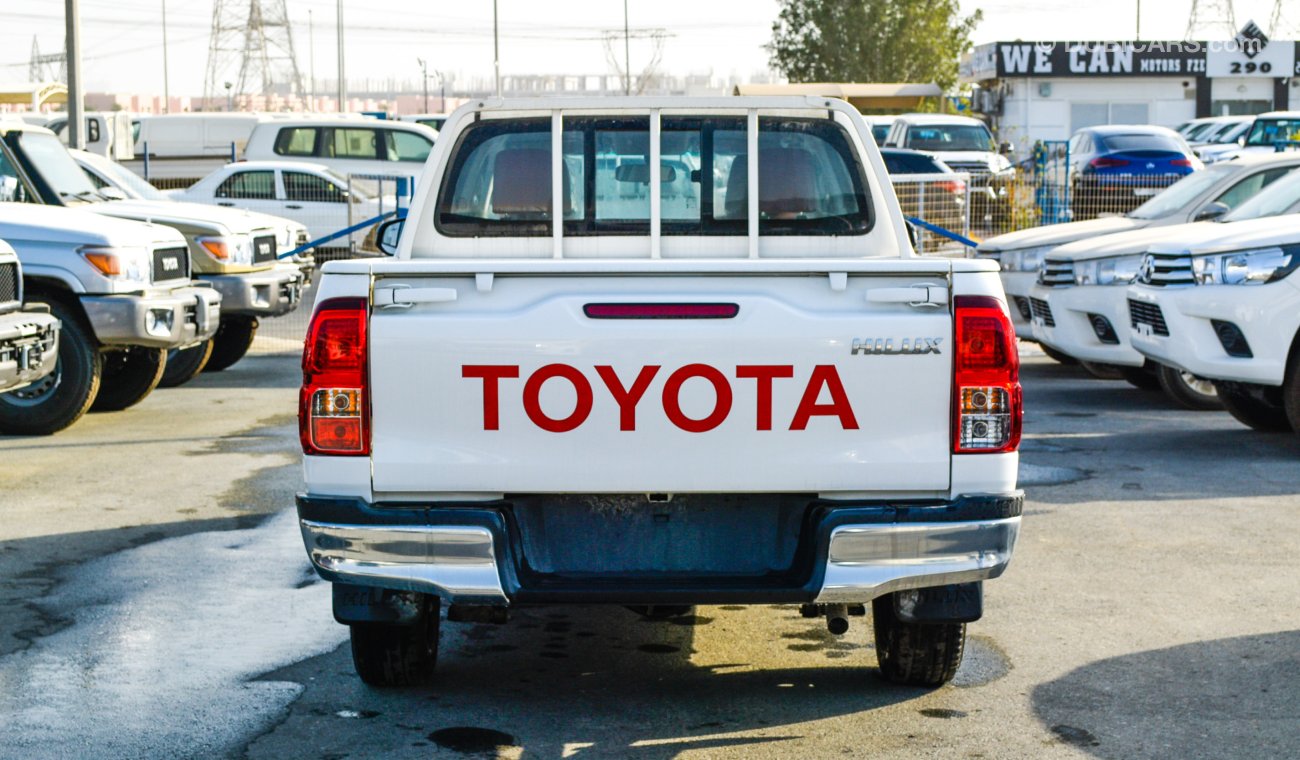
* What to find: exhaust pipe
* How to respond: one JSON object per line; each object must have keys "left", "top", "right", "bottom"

{"left": 825, "top": 603, "right": 849, "bottom": 635}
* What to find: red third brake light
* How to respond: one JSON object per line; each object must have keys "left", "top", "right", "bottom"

{"left": 1090, "top": 157, "right": 1130, "bottom": 168}
{"left": 300, "top": 297, "right": 369, "bottom": 456}
{"left": 953, "top": 295, "right": 1022, "bottom": 454}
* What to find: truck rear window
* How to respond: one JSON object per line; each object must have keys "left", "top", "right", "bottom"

{"left": 436, "top": 116, "right": 872, "bottom": 237}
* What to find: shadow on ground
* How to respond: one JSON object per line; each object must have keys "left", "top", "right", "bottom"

{"left": 1032, "top": 630, "right": 1300, "bottom": 760}
{"left": 245, "top": 604, "right": 963, "bottom": 759}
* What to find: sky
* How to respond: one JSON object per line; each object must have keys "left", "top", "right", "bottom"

{"left": 3, "top": 0, "right": 1298, "bottom": 96}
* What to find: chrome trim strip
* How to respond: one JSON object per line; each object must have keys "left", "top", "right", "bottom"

{"left": 299, "top": 520, "right": 508, "bottom": 603}
{"left": 815, "top": 517, "right": 1020, "bottom": 603}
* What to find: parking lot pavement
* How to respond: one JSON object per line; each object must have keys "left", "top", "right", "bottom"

{"left": 1, "top": 353, "right": 1298, "bottom": 759}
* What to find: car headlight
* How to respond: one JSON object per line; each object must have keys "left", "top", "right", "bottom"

{"left": 1074, "top": 254, "right": 1143, "bottom": 286}
{"left": 996, "top": 245, "right": 1053, "bottom": 272}
{"left": 79, "top": 245, "right": 149, "bottom": 283}
{"left": 1192, "top": 245, "right": 1299, "bottom": 285}
{"left": 196, "top": 234, "right": 254, "bottom": 265}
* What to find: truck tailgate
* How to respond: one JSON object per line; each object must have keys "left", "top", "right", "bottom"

{"left": 368, "top": 272, "right": 953, "bottom": 495}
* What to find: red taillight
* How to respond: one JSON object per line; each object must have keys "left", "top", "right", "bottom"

{"left": 1090, "top": 157, "right": 1130, "bottom": 168}
{"left": 953, "top": 295, "right": 1022, "bottom": 454}
{"left": 300, "top": 297, "right": 369, "bottom": 456}
{"left": 1171, "top": 158, "right": 1193, "bottom": 167}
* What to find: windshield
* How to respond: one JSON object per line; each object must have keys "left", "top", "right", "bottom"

{"left": 96, "top": 159, "right": 168, "bottom": 201}
{"left": 904, "top": 124, "right": 995, "bottom": 152}
{"left": 1211, "top": 122, "right": 1249, "bottom": 143}
{"left": 1127, "top": 164, "right": 1233, "bottom": 219}
{"left": 1098, "top": 133, "right": 1187, "bottom": 153}
{"left": 1244, "top": 118, "right": 1300, "bottom": 147}
{"left": 1183, "top": 121, "right": 1220, "bottom": 141}
{"left": 13, "top": 131, "right": 102, "bottom": 202}
{"left": 1222, "top": 169, "right": 1300, "bottom": 221}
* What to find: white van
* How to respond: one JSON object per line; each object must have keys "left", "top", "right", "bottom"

{"left": 134, "top": 113, "right": 263, "bottom": 159}
{"left": 242, "top": 118, "right": 437, "bottom": 184}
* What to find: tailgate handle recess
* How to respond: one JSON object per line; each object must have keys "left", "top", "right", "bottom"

{"left": 866, "top": 286, "right": 948, "bottom": 309}
{"left": 373, "top": 284, "right": 458, "bottom": 309}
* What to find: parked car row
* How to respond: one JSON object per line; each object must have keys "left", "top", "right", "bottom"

{"left": 977, "top": 152, "right": 1300, "bottom": 433}
{"left": 0, "top": 118, "right": 314, "bottom": 436}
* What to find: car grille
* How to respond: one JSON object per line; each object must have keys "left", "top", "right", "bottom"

{"left": 1138, "top": 252, "right": 1195, "bottom": 287}
{"left": 1128, "top": 299, "right": 1170, "bottom": 336}
{"left": 944, "top": 161, "right": 993, "bottom": 186}
{"left": 1029, "top": 297, "right": 1055, "bottom": 327}
{"left": 0, "top": 261, "right": 18, "bottom": 305}
{"left": 1038, "top": 257, "right": 1075, "bottom": 286}
{"left": 151, "top": 246, "right": 189, "bottom": 282}
{"left": 252, "top": 234, "right": 278, "bottom": 263}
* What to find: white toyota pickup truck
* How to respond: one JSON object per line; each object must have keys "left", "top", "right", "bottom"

{"left": 296, "top": 97, "right": 1023, "bottom": 688}
{"left": 1127, "top": 216, "right": 1300, "bottom": 434}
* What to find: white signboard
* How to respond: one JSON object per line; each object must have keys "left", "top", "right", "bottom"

{"left": 1207, "top": 21, "right": 1296, "bottom": 77}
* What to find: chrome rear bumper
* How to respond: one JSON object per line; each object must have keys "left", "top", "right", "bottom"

{"left": 299, "top": 508, "right": 1020, "bottom": 606}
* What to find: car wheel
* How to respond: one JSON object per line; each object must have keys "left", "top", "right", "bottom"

{"left": 91, "top": 346, "right": 166, "bottom": 412}
{"left": 1079, "top": 360, "right": 1125, "bottom": 380}
{"left": 1281, "top": 349, "right": 1300, "bottom": 435}
{"left": 1215, "top": 381, "right": 1292, "bottom": 433}
{"left": 159, "top": 340, "right": 214, "bottom": 388}
{"left": 203, "top": 316, "right": 258, "bottom": 373}
{"left": 872, "top": 595, "right": 965, "bottom": 687}
{"left": 1039, "top": 344, "right": 1078, "bottom": 365}
{"left": 0, "top": 300, "right": 101, "bottom": 435}
{"left": 1156, "top": 364, "right": 1222, "bottom": 411}
{"left": 1119, "top": 364, "right": 1162, "bottom": 391}
{"left": 349, "top": 595, "right": 440, "bottom": 688}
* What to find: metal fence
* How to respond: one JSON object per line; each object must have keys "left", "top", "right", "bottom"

{"left": 891, "top": 173, "right": 972, "bottom": 256}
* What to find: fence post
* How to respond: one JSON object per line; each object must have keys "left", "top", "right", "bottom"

{"left": 346, "top": 175, "right": 354, "bottom": 253}
{"left": 917, "top": 181, "right": 927, "bottom": 254}
{"left": 142, "top": 141, "right": 150, "bottom": 180}
{"left": 961, "top": 176, "right": 970, "bottom": 246}
{"left": 230, "top": 141, "right": 236, "bottom": 163}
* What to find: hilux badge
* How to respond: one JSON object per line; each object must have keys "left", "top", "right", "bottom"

{"left": 851, "top": 338, "right": 943, "bottom": 355}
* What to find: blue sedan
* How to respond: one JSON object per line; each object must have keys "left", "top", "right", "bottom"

{"left": 1068, "top": 125, "right": 1203, "bottom": 219}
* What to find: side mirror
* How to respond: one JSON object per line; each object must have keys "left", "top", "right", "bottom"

{"left": 999, "top": 141, "right": 1015, "bottom": 156}
{"left": 1193, "top": 201, "right": 1230, "bottom": 222}
{"left": 99, "top": 186, "right": 127, "bottom": 201}
{"left": 376, "top": 216, "right": 404, "bottom": 256}
{"left": 904, "top": 220, "right": 920, "bottom": 250}
{"left": 1237, "top": 136, "right": 1246, "bottom": 147}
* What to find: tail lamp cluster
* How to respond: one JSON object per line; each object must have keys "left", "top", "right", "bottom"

{"left": 953, "top": 295, "right": 1022, "bottom": 454}
{"left": 300, "top": 297, "right": 369, "bottom": 456}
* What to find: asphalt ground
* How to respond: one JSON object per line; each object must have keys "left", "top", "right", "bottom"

{"left": 0, "top": 348, "right": 1297, "bottom": 759}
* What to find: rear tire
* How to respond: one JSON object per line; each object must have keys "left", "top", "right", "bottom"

{"left": 90, "top": 347, "right": 166, "bottom": 412}
{"left": 1039, "top": 344, "right": 1078, "bottom": 365}
{"left": 0, "top": 300, "right": 101, "bottom": 435}
{"left": 350, "top": 595, "right": 440, "bottom": 687}
{"left": 1156, "top": 364, "right": 1222, "bottom": 411}
{"left": 159, "top": 340, "right": 213, "bottom": 388}
{"left": 1120, "top": 364, "right": 1162, "bottom": 391}
{"left": 203, "top": 315, "right": 258, "bottom": 373}
{"left": 872, "top": 595, "right": 965, "bottom": 687}
{"left": 1079, "top": 360, "right": 1125, "bottom": 380}
{"left": 1215, "top": 381, "right": 1292, "bottom": 433}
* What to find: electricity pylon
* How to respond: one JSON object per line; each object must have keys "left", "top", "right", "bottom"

{"left": 203, "top": 0, "right": 305, "bottom": 108}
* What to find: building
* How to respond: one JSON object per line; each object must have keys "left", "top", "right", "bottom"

{"left": 961, "top": 32, "right": 1300, "bottom": 153}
